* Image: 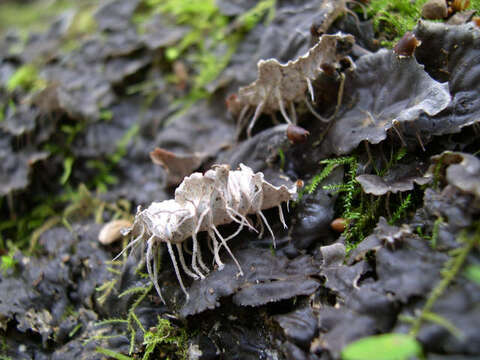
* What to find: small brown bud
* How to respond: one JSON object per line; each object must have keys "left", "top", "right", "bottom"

{"left": 394, "top": 32, "right": 422, "bottom": 57}
{"left": 331, "top": 218, "right": 347, "bottom": 233}
{"left": 422, "top": 0, "right": 448, "bottom": 19}
{"left": 451, "top": 0, "right": 470, "bottom": 12}
{"left": 287, "top": 124, "right": 310, "bottom": 144}
{"left": 226, "top": 93, "right": 242, "bottom": 116}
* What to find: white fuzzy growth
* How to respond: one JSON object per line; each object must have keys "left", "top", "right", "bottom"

{"left": 124, "top": 164, "right": 296, "bottom": 303}
{"left": 234, "top": 33, "right": 355, "bottom": 136}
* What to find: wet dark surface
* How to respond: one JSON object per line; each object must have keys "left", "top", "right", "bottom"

{"left": 1, "top": 0, "right": 480, "bottom": 359}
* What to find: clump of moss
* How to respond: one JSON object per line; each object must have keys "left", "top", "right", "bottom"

{"left": 6, "top": 64, "right": 46, "bottom": 92}
{"left": 93, "top": 282, "right": 188, "bottom": 359}
{"left": 134, "top": 0, "right": 275, "bottom": 105}
{"left": 300, "top": 147, "right": 421, "bottom": 251}
{"left": 0, "top": 243, "right": 18, "bottom": 275}
{"left": 367, "top": 0, "right": 428, "bottom": 47}
{"left": 142, "top": 317, "right": 188, "bottom": 360}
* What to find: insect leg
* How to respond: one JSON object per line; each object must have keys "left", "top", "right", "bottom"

{"left": 194, "top": 208, "right": 211, "bottom": 274}
{"left": 277, "top": 90, "right": 292, "bottom": 124}
{"left": 304, "top": 96, "right": 330, "bottom": 122}
{"left": 278, "top": 205, "right": 287, "bottom": 229}
{"left": 152, "top": 243, "right": 166, "bottom": 304}
{"left": 146, "top": 235, "right": 165, "bottom": 303}
{"left": 247, "top": 99, "right": 266, "bottom": 138}
{"left": 306, "top": 77, "right": 315, "bottom": 102}
{"left": 226, "top": 206, "right": 257, "bottom": 232}
{"left": 113, "top": 223, "right": 145, "bottom": 261}
{"left": 289, "top": 101, "right": 297, "bottom": 125}
{"left": 208, "top": 229, "right": 224, "bottom": 270}
{"left": 257, "top": 210, "right": 276, "bottom": 248}
{"left": 212, "top": 225, "right": 244, "bottom": 276}
{"left": 166, "top": 241, "right": 190, "bottom": 301}
{"left": 256, "top": 213, "right": 265, "bottom": 238}
{"left": 191, "top": 231, "right": 206, "bottom": 280}
{"left": 196, "top": 242, "right": 210, "bottom": 274}
{"left": 236, "top": 104, "right": 250, "bottom": 138}
{"left": 207, "top": 233, "right": 214, "bottom": 254}
{"left": 237, "top": 104, "right": 250, "bottom": 128}
{"left": 176, "top": 243, "right": 199, "bottom": 279}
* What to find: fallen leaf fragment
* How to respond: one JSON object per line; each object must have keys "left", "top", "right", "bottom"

{"left": 98, "top": 219, "right": 132, "bottom": 245}
{"left": 150, "top": 147, "right": 204, "bottom": 186}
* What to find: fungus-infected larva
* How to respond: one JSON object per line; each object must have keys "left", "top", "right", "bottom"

{"left": 230, "top": 32, "right": 355, "bottom": 137}
{"left": 121, "top": 164, "right": 297, "bottom": 303}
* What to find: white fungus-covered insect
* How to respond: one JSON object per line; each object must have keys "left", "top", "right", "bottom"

{"left": 120, "top": 164, "right": 297, "bottom": 303}
{"left": 230, "top": 32, "right": 355, "bottom": 137}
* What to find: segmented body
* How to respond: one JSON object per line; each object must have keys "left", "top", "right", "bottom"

{"left": 122, "top": 164, "right": 296, "bottom": 303}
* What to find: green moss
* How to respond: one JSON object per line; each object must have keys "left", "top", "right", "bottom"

{"left": 464, "top": 264, "right": 480, "bottom": 284}
{"left": 277, "top": 148, "right": 286, "bottom": 171}
{"left": 142, "top": 317, "right": 188, "bottom": 360}
{"left": 6, "top": 64, "right": 46, "bottom": 92}
{"left": 60, "top": 8, "right": 97, "bottom": 52}
{"left": 300, "top": 146, "right": 424, "bottom": 251}
{"left": 95, "top": 348, "right": 133, "bottom": 360}
{"left": 0, "top": 337, "right": 10, "bottom": 360}
{"left": 367, "top": 0, "right": 428, "bottom": 47}
{"left": 388, "top": 193, "right": 412, "bottom": 225}
{"left": 87, "top": 123, "right": 139, "bottom": 193}
{"left": 472, "top": 0, "right": 480, "bottom": 11}
{"left": 0, "top": 0, "right": 72, "bottom": 34}
{"left": 67, "top": 8, "right": 97, "bottom": 37}
{"left": 0, "top": 247, "right": 17, "bottom": 275}
{"left": 410, "top": 222, "right": 480, "bottom": 336}
{"left": 298, "top": 156, "right": 357, "bottom": 202}
{"left": 135, "top": 0, "right": 275, "bottom": 107}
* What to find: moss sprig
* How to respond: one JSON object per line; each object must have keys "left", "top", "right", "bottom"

{"left": 388, "top": 194, "right": 412, "bottom": 225}
{"left": 410, "top": 222, "right": 480, "bottom": 336}
{"left": 298, "top": 156, "right": 356, "bottom": 202}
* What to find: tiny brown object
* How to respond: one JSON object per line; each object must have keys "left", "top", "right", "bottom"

{"left": 150, "top": 147, "right": 204, "bottom": 186}
{"left": 99, "top": 219, "right": 132, "bottom": 245}
{"left": 393, "top": 32, "right": 422, "bottom": 57}
{"left": 287, "top": 124, "right": 310, "bottom": 144}
{"left": 422, "top": 0, "right": 448, "bottom": 19}
{"left": 225, "top": 93, "right": 242, "bottom": 116}
{"left": 320, "top": 62, "right": 336, "bottom": 76}
{"left": 330, "top": 218, "right": 347, "bottom": 233}
{"left": 296, "top": 179, "right": 305, "bottom": 189}
{"left": 450, "top": 0, "right": 470, "bottom": 12}
{"left": 473, "top": 16, "right": 480, "bottom": 27}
